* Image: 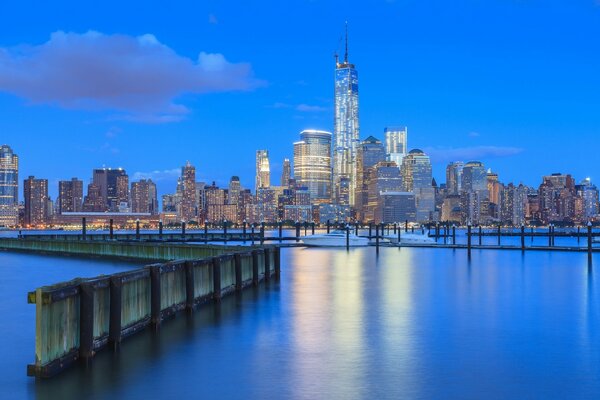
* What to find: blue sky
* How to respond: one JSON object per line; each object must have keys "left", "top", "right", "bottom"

{"left": 1, "top": 0, "right": 599, "bottom": 199}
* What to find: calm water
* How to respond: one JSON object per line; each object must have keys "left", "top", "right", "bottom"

{"left": 1, "top": 246, "right": 600, "bottom": 399}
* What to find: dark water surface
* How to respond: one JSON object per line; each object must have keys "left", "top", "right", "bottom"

{"left": 1, "top": 247, "right": 600, "bottom": 399}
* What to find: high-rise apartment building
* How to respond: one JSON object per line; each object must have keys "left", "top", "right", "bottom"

{"left": 0, "top": 145, "right": 19, "bottom": 226}
{"left": 401, "top": 149, "right": 435, "bottom": 222}
{"left": 131, "top": 179, "right": 157, "bottom": 214}
{"left": 180, "top": 162, "right": 197, "bottom": 222}
{"left": 58, "top": 178, "right": 83, "bottom": 214}
{"left": 333, "top": 26, "right": 360, "bottom": 206}
{"left": 255, "top": 150, "right": 270, "bottom": 192}
{"left": 23, "top": 176, "right": 48, "bottom": 226}
{"left": 293, "top": 130, "right": 332, "bottom": 204}
{"left": 92, "top": 168, "right": 128, "bottom": 211}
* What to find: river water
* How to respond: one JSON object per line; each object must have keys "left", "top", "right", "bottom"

{"left": 1, "top": 243, "right": 599, "bottom": 399}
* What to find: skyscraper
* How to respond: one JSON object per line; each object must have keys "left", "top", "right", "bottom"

{"left": 401, "top": 149, "right": 435, "bottom": 221}
{"left": 23, "top": 176, "right": 48, "bottom": 226}
{"left": 384, "top": 127, "right": 408, "bottom": 167}
{"left": 281, "top": 159, "right": 291, "bottom": 187}
{"left": 293, "top": 130, "right": 332, "bottom": 203}
{"left": 58, "top": 178, "right": 83, "bottom": 214}
{"left": 333, "top": 24, "right": 360, "bottom": 206}
{"left": 446, "top": 162, "right": 464, "bottom": 195}
{"left": 0, "top": 145, "right": 19, "bottom": 226}
{"left": 366, "top": 161, "right": 403, "bottom": 223}
{"left": 255, "top": 150, "right": 270, "bottom": 192}
{"left": 356, "top": 136, "right": 386, "bottom": 221}
{"left": 180, "top": 162, "right": 197, "bottom": 222}
{"left": 131, "top": 179, "right": 157, "bottom": 214}
{"left": 92, "top": 168, "right": 128, "bottom": 211}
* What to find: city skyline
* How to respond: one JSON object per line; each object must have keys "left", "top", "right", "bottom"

{"left": 1, "top": 1, "right": 600, "bottom": 199}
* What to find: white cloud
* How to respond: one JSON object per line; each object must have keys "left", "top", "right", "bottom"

{"left": 132, "top": 168, "right": 181, "bottom": 181}
{"left": 0, "top": 31, "right": 264, "bottom": 122}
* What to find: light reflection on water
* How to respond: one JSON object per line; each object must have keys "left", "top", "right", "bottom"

{"left": 1, "top": 247, "right": 600, "bottom": 399}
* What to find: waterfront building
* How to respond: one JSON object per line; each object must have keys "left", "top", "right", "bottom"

{"left": 441, "top": 195, "right": 463, "bottom": 223}
{"left": 384, "top": 127, "right": 408, "bottom": 167}
{"left": 401, "top": 149, "right": 435, "bottom": 222}
{"left": 58, "top": 178, "right": 83, "bottom": 214}
{"left": 92, "top": 168, "right": 128, "bottom": 211}
{"left": 577, "top": 179, "right": 599, "bottom": 220}
{"left": 355, "top": 136, "right": 386, "bottom": 221}
{"left": 461, "top": 161, "right": 489, "bottom": 224}
{"left": 333, "top": 26, "right": 360, "bottom": 206}
{"left": 501, "top": 183, "right": 527, "bottom": 226}
{"left": 293, "top": 130, "right": 332, "bottom": 204}
{"left": 131, "top": 179, "right": 157, "bottom": 214}
{"left": 254, "top": 188, "right": 277, "bottom": 223}
{"left": 283, "top": 205, "right": 313, "bottom": 222}
{"left": 380, "top": 192, "right": 416, "bottom": 224}
{"left": 538, "top": 173, "right": 576, "bottom": 223}
{"left": 0, "top": 145, "right": 19, "bottom": 227}
{"left": 180, "top": 162, "right": 197, "bottom": 222}
{"left": 228, "top": 176, "right": 241, "bottom": 206}
{"left": 318, "top": 203, "right": 350, "bottom": 223}
{"left": 255, "top": 150, "right": 270, "bottom": 192}
{"left": 23, "top": 176, "right": 48, "bottom": 226}
{"left": 367, "top": 161, "right": 403, "bottom": 223}
{"left": 281, "top": 159, "right": 291, "bottom": 187}
{"left": 82, "top": 183, "right": 105, "bottom": 212}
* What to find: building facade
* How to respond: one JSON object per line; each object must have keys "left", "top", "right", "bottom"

{"left": 293, "top": 130, "right": 332, "bottom": 204}
{"left": 0, "top": 145, "right": 19, "bottom": 226}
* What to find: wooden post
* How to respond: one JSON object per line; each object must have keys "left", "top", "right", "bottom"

{"left": 467, "top": 224, "right": 472, "bottom": 258}
{"left": 82, "top": 217, "right": 87, "bottom": 240}
{"left": 452, "top": 225, "right": 456, "bottom": 245}
{"left": 223, "top": 220, "right": 227, "bottom": 241}
{"left": 260, "top": 222, "right": 265, "bottom": 245}
{"left": 158, "top": 220, "right": 163, "bottom": 240}
{"left": 79, "top": 282, "right": 95, "bottom": 364}
{"left": 435, "top": 223, "right": 440, "bottom": 241}
{"left": 264, "top": 248, "right": 271, "bottom": 281}
{"left": 234, "top": 254, "right": 242, "bottom": 290}
{"left": 185, "top": 261, "right": 195, "bottom": 311}
{"left": 150, "top": 265, "right": 162, "bottom": 329}
{"left": 108, "top": 276, "right": 122, "bottom": 351}
{"left": 411, "top": 225, "right": 415, "bottom": 234}
{"left": 405, "top": 220, "right": 409, "bottom": 232}
{"left": 397, "top": 226, "right": 401, "bottom": 244}
{"left": 393, "top": 223, "right": 397, "bottom": 234}
{"left": 251, "top": 224, "right": 255, "bottom": 245}
{"left": 181, "top": 221, "right": 186, "bottom": 239}
{"left": 327, "top": 219, "right": 331, "bottom": 233}
{"left": 531, "top": 226, "right": 534, "bottom": 243}
{"left": 212, "top": 257, "right": 222, "bottom": 301}
{"left": 274, "top": 247, "right": 281, "bottom": 278}
{"left": 375, "top": 224, "right": 380, "bottom": 252}
{"left": 346, "top": 227, "right": 350, "bottom": 250}
{"left": 295, "top": 222, "right": 300, "bottom": 242}
{"left": 355, "top": 223, "right": 358, "bottom": 236}
{"left": 443, "top": 224, "right": 447, "bottom": 244}
{"left": 548, "top": 224, "right": 552, "bottom": 247}
{"left": 311, "top": 222, "right": 315, "bottom": 235}
{"left": 478, "top": 226, "right": 482, "bottom": 246}
{"left": 252, "top": 250, "right": 259, "bottom": 286}
{"left": 242, "top": 220, "right": 247, "bottom": 243}
{"left": 521, "top": 224, "right": 525, "bottom": 251}
{"left": 278, "top": 221, "right": 282, "bottom": 241}
{"left": 497, "top": 224, "right": 501, "bottom": 246}
{"left": 588, "top": 222, "right": 593, "bottom": 266}
{"left": 109, "top": 218, "right": 114, "bottom": 240}
{"left": 136, "top": 219, "right": 140, "bottom": 240}
{"left": 578, "top": 226, "right": 581, "bottom": 244}
{"left": 204, "top": 220, "right": 209, "bottom": 241}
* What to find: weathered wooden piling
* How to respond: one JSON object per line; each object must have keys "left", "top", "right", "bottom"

{"left": 158, "top": 220, "right": 163, "bottom": 240}
{"left": 295, "top": 222, "right": 301, "bottom": 242}
{"left": 327, "top": 220, "right": 331, "bottom": 233}
{"left": 110, "top": 219, "right": 114, "bottom": 240}
{"left": 521, "top": 224, "right": 525, "bottom": 251}
{"left": 346, "top": 227, "right": 350, "bottom": 250}
{"left": 452, "top": 225, "right": 456, "bottom": 245}
{"left": 136, "top": 219, "right": 140, "bottom": 240}
{"left": 467, "top": 224, "right": 472, "bottom": 258}
{"left": 497, "top": 224, "right": 501, "bottom": 245}
{"left": 312, "top": 222, "right": 315, "bottom": 235}
{"left": 181, "top": 221, "right": 186, "bottom": 239}
{"left": 82, "top": 217, "right": 87, "bottom": 240}
{"left": 588, "top": 222, "right": 593, "bottom": 266}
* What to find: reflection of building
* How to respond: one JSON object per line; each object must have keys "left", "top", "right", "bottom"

{"left": 333, "top": 28, "right": 360, "bottom": 206}
{"left": 293, "top": 130, "right": 332, "bottom": 204}
{"left": 24, "top": 176, "right": 48, "bottom": 226}
{"left": 256, "top": 150, "right": 270, "bottom": 192}
{"left": 384, "top": 127, "right": 408, "bottom": 167}
{"left": 59, "top": 178, "right": 83, "bottom": 214}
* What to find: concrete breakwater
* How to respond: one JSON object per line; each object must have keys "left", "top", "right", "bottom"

{"left": 25, "top": 247, "right": 280, "bottom": 378}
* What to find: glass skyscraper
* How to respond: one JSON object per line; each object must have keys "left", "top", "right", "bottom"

{"left": 0, "top": 145, "right": 19, "bottom": 227}
{"left": 384, "top": 127, "right": 408, "bottom": 167}
{"left": 255, "top": 150, "right": 270, "bottom": 192}
{"left": 293, "top": 130, "right": 332, "bottom": 203}
{"left": 333, "top": 29, "right": 360, "bottom": 206}
{"left": 401, "top": 149, "right": 435, "bottom": 222}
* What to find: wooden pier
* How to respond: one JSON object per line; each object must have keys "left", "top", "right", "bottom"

{"left": 24, "top": 246, "right": 280, "bottom": 378}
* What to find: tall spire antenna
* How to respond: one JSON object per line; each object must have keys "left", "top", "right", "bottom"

{"left": 344, "top": 21, "right": 349, "bottom": 63}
